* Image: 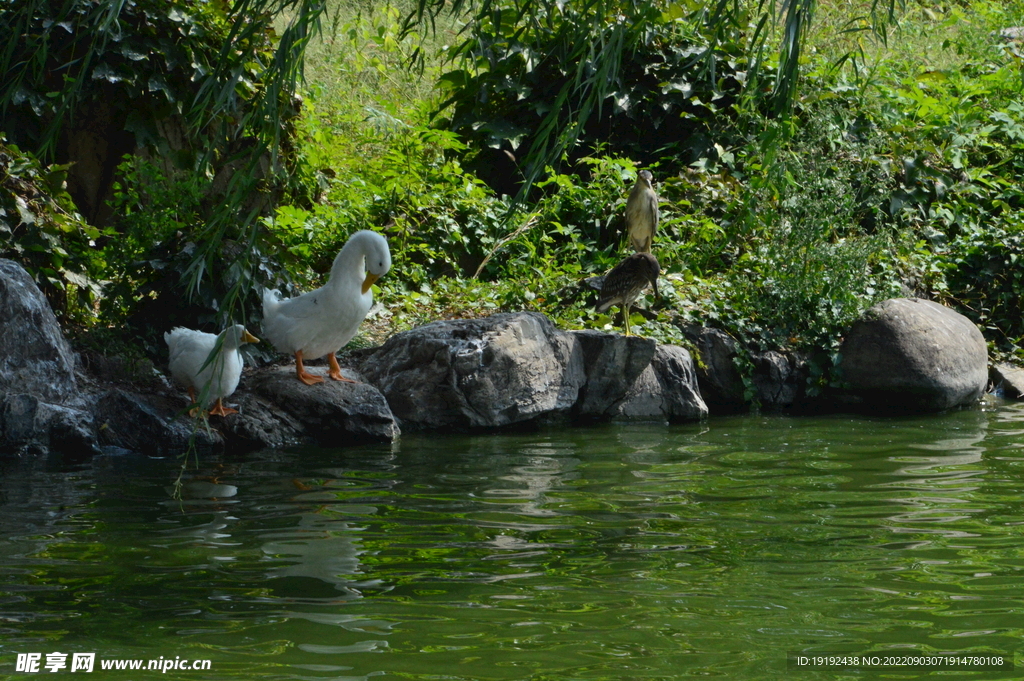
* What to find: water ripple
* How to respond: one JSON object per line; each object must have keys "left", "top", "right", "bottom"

{"left": 1, "top": 411, "right": 1024, "bottom": 678}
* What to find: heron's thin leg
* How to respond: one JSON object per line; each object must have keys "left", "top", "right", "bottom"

{"left": 623, "top": 303, "right": 632, "bottom": 336}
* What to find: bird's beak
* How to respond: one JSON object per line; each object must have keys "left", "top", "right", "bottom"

{"left": 652, "top": 279, "right": 660, "bottom": 299}
{"left": 362, "top": 272, "right": 380, "bottom": 294}
{"left": 243, "top": 330, "right": 260, "bottom": 344}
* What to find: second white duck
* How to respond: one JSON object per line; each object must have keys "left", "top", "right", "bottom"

{"left": 165, "top": 324, "right": 259, "bottom": 417}
{"left": 262, "top": 230, "right": 391, "bottom": 385}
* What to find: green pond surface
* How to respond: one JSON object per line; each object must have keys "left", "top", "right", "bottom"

{"left": 3, "top": 403, "right": 1024, "bottom": 680}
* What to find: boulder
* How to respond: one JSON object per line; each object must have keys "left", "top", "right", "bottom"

{"left": 750, "top": 349, "right": 809, "bottom": 409}
{"left": 219, "top": 391, "right": 308, "bottom": 451}
{"left": 990, "top": 363, "right": 1024, "bottom": 399}
{"left": 0, "top": 393, "right": 98, "bottom": 455}
{"left": 610, "top": 345, "right": 708, "bottom": 421}
{"left": 230, "top": 366, "right": 399, "bottom": 447}
{"left": 84, "top": 365, "right": 399, "bottom": 455}
{"left": 90, "top": 389, "right": 222, "bottom": 453}
{"left": 0, "top": 260, "right": 98, "bottom": 457}
{"left": 839, "top": 298, "right": 988, "bottom": 412}
{"left": 80, "top": 352, "right": 174, "bottom": 395}
{"left": 357, "top": 312, "right": 585, "bottom": 429}
{"left": 571, "top": 330, "right": 657, "bottom": 417}
{"left": 0, "top": 259, "right": 78, "bottom": 403}
{"left": 686, "top": 326, "right": 746, "bottom": 413}
{"left": 683, "top": 325, "right": 813, "bottom": 412}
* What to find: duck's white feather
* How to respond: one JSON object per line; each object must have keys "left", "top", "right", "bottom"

{"left": 262, "top": 230, "right": 391, "bottom": 360}
{"left": 164, "top": 325, "right": 252, "bottom": 407}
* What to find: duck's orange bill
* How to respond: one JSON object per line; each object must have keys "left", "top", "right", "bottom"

{"left": 242, "top": 330, "right": 260, "bottom": 344}
{"left": 362, "top": 272, "right": 380, "bottom": 294}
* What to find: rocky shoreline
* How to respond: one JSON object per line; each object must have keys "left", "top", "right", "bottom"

{"left": 0, "top": 258, "right": 1002, "bottom": 458}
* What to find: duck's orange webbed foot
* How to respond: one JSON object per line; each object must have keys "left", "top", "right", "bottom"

{"left": 208, "top": 398, "right": 238, "bottom": 417}
{"left": 295, "top": 350, "right": 324, "bottom": 385}
{"left": 186, "top": 386, "right": 202, "bottom": 417}
{"left": 327, "top": 353, "right": 358, "bottom": 383}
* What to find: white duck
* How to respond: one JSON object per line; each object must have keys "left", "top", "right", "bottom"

{"left": 262, "top": 230, "right": 391, "bottom": 385}
{"left": 164, "top": 324, "right": 259, "bottom": 416}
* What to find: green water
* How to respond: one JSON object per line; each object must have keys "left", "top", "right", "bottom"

{"left": 3, "top": 403, "right": 1024, "bottom": 680}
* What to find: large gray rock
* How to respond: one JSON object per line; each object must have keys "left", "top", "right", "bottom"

{"left": 90, "top": 389, "right": 222, "bottom": 454}
{"left": 839, "top": 298, "right": 988, "bottom": 412}
{"left": 0, "top": 393, "right": 98, "bottom": 455}
{"left": 750, "top": 349, "right": 809, "bottom": 409}
{"left": 231, "top": 366, "right": 399, "bottom": 446}
{"left": 610, "top": 345, "right": 708, "bottom": 421}
{"left": 990, "top": 363, "right": 1024, "bottom": 399}
{"left": 0, "top": 259, "right": 78, "bottom": 402}
{"left": 219, "top": 391, "right": 308, "bottom": 450}
{"left": 358, "top": 312, "right": 585, "bottom": 429}
{"left": 687, "top": 326, "right": 746, "bottom": 413}
{"left": 571, "top": 330, "right": 656, "bottom": 417}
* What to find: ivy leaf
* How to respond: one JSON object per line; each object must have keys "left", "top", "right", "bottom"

{"left": 92, "top": 62, "right": 125, "bottom": 83}
{"left": 118, "top": 44, "right": 148, "bottom": 61}
{"left": 147, "top": 75, "right": 174, "bottom": 102}
{"left": 15, "top": 196, "right": 36, "bottom": 225}
{"left": 64, "top": 270, "right": 102, "bottom": 297}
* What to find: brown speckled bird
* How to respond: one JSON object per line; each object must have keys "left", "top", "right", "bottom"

{"left": 595, "top": 253, "right": 660, "bottom": 336}
{"left": 626, "top": 169, "right": 658, "bottom": 253}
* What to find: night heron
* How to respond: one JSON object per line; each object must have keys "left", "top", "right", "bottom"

{"left": 625, "top": 169, "right": 658, "bottom": 253}
{"left": 595, "top": 252, "right": 660, "bottom": 336}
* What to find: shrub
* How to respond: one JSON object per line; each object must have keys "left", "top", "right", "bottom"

{"left": 434, "top": 0, "right": 746, "bottom": 194}
{"left": 0, "top": 136, "right": 109, "bottom": 321}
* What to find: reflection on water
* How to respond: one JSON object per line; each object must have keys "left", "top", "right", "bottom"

{"left": 1, "top": 405, "right": 1023, "bottom": 679}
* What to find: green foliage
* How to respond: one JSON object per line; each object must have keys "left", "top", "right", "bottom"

{"left": 2, "top": 0, "right": 329, "bottom": 341}
{"left": 100, "top": 158, "right": 207, "bottom": 332}
{"left": 292, "top": 103, "right": 511, "bottom": 289}
{"left": 655, "top": 167, "right": 745, "bottom": 276}
{"left": 944, "top": 217, "right": 1024, "bottom": 355}
{"left": 0, "top": 137, "right": 110, "bottom": 320}
{"left": 311, "top": 3, "right": 437, "bottom": 114}
{"left": 844, "top": 11, "right": 1024, "bottom": 357}
{"left": 743, "top": 101, "right": 900, "bottom": 342}
{"left": 498, "top": 157, "right": 638, "bottom": 277}
{"left": 99, "top": 156, "right": 298, "bottom": 354}
{"left": 2, "top": 0, "right": 242, "bottom": 159}
{"left": 435, "top": 2, "right": 745, "bottom": 185}
{"left": 411, "top": 0, "right": 911, "bottom": 197}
